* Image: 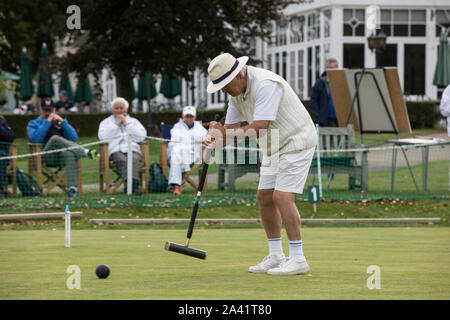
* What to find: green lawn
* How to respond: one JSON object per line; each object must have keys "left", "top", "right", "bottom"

{"left": 0, "top": 227, "right": 449, "bottom": 299}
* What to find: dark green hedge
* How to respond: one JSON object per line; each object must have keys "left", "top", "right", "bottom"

{"left": 404, "top": 101, "right": 438, "bottom": 129}
{"left": 303, "top": 100, "right": 439, "bottom": 130}
{"left": 3, "top": 108, "right": 228, "bottom": 138}
{"left": 2, "top": 101, "right": 439, "bottom": 138}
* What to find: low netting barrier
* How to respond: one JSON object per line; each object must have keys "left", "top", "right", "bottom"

{"left": 0, "top": 134, "right": 449, "bottom": 211}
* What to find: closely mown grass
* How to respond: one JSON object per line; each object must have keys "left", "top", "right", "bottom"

{"left": 0, "top": 227, "right": 449, "bottom": 299}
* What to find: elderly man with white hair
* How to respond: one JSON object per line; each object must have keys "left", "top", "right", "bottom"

{"left": 98, "top": 97, "right": 147, "bottom": 194}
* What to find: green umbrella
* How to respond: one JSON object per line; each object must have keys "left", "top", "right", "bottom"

{"left": 37, "top": 43, "right": 54, "bottom": 98}
{"left": 149, "top": 74, "right": 158, "bottom": 99}
{"left": 159, "top": 73, "right": 181, "bottom": 99}
{"left": 74, "top": 71, "right": 93, "bottom": 104}
{"left": 59, "top": 71, "right": 74, "bottom": 101}
{"left": 433, "top": 29, "right": 450, "bottom": 87}
{"left": 137, "top": 73, "right": 157, "bottom": 100}
{"left": 19, "top": 48, "right": 34, "bottom": 100}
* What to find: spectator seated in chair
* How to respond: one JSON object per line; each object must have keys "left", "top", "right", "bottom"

{"left": 167, "top": 106, "right": 207, "bottom": 195}
{"left": 0, "top": 115, "right": 15, "bottom": 198}
{"left": 27, "top": 97, "right": 99, "bottom": 198}
{"left": 98, "top": 97, "right": 147, "bottom": 195}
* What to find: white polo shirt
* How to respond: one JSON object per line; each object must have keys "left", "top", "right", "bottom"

{"left": 225, "top": 79, "right": 283, "bottom": 124}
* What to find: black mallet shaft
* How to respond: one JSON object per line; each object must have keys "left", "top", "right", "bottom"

{"left": 164, "top": 115, "right": 220, "bottom": 260}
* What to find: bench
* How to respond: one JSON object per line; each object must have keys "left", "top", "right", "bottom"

{"left": 217, "top": 139, "right": 262, "bottom": 192}
{"left": 309, "top": 126, "right": 368, "bottom": 193}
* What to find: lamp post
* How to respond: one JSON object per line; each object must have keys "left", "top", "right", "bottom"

{"left": 368, "top": 29, "right": 387, "bottom": 67}
{"left": 367, "top": 29, "right": 387, "bottom": 53}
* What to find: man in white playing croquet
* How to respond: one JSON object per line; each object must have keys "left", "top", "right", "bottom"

{"left": 204, "top": 53, "right": 318, "bottom": 275}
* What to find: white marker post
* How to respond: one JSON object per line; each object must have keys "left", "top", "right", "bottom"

{"left": 65, "top": 205, "right": 71, "bottom": 248}
{"left": 316, "top": 124, "right": 323, "bottom": 198}
{"left": 127, "top": 128, "right": 133, "bottom": 195}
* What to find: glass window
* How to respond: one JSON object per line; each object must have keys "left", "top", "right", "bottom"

{"left": 382, "top": 9, "right": 426, "bottom": 37}
{"left": 276, "top": 20, "right": 288, "bottom": 46}
{"left": 436, "top": 10, "right": 450, "bottom": 37}
{"left": 307, "top": 47, "right": 313, "bottom": 97}
{"left": 411, "top": 10, "right": 425, "bottom": 22}
{"left": 324, "top": 43, "right": 330, "bottom": 60}
{"left": 290, "top": 16, "right": 305, "bottom": 43}
{"left": 298, "top": 50, "right": 304, "bottom": 98}
{"left": 264, "top": 22, "right": 275, "bottom": 47}
{"left": 267, "top": 54, "right": 272, "bottom": 71}
{"left": 308, "top": 11, "right": 321, "bottom": 40}
{"left": 381, "top": 10, "right": 391, "bottom": 23}
{"left": 248, "top": 38, "right": 256, "bottom": 57}
{"left": 411, "top": 25, "right": 425, "bottom": 37}
{"left": 393, "top": 25, "right": 408, "bottom": 36}
{"left": 404, "top": 44, "right": 425, "bottom": 95}
{"left": 343, "top": 9, "right": 365, "bottom": 37}
{"left": 282, "top": 51, "right": 287, "bottom": 79}
{"left": 324, "top": 9, "right": 331, "bottom": 38}
{"left": 275, "top": 53, "right": 280, "bottom": 75}
{"left": 343, "top": 43, "right": 365, "bottom": 68}
{"left": 394, "top": 10, "right": 408, "bottom": 23}
{"left": 315, "top": 45, "right": 321, "bottom": 80}
{"left": 289, "top": 51, "right": 296, "bottom": 93}
{"left": 376, "top": 44, "right": 397, "bottom": 67}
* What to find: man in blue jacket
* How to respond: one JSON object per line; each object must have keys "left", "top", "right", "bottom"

{"left": 27, "top": 98, "right": 98, "bottom": 197}
{"left": 310, "top": 58, "right": 339, "bottom": 127}
{"left": 0, "top": 115, "right": 14, "bottom": 197}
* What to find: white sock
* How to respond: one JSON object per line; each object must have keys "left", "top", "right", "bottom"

{"left": 268, "top": 238, "right": 284, "bottom": 257}
{"left": 288, "top": 240, "right": 304, "bottom": 261}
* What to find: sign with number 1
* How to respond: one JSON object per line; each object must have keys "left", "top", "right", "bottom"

{"left": 308, "top": 186, "right": 320, "bottom": 204}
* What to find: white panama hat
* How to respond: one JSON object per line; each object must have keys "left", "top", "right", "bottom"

{"left": 207, "top": 53, "right": 248, "bottom": 93}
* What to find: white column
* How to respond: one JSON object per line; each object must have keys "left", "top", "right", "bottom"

{"left": 330, "top": 6, "right": 344, "bottom": 66}
{"left": 426, "top": 8, "right": 438, "bottom": 100}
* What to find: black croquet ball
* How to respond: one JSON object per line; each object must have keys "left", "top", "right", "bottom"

{"left": 96, "top": 264, "right": 110, "bottom": 279}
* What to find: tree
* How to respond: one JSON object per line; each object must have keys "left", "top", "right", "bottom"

{"left": 0, "top": 0, "right": 66, "bottom": 73}
{"left": 55, "top": 0, "right": 302, "bottom": 103}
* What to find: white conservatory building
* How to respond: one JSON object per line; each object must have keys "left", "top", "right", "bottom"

{"left": 102, "top": 0, "right": 450, "bottom": 111}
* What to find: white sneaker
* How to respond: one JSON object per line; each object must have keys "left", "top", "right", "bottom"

{"left": 248, "top": 255, "right": 285, "bottom": 273}
{"left": 267, "top": 257, "right": 310, "bottom": 275}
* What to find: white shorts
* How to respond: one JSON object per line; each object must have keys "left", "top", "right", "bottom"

{"left": 258, "top": 147, "right": 315, "bottom": 194}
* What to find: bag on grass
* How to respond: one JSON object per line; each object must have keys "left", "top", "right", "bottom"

{"left": 147, "top": 162, "right": 168, "bottom": 193}
{"left": 16, "top": 167, "right": 42, "bottom": 196}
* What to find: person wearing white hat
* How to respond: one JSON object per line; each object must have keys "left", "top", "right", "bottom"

{"left": 204, "top": 52, "right": 317, "bottom": 276}
{"left": 168, "top": 106, "right": 208, "bottom": 195}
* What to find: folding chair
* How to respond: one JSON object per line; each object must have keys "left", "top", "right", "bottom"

{"left": 159, "top": 122, "right": 206, "bottom": 191}
{"left": 3, "top": 143, "right": 18, "bottom": 196}
{"left": 28, "top": 143, "right": 82, "bottom": 196}
{"left": 99, "top": 141, "right": 150, "bottom": 194}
